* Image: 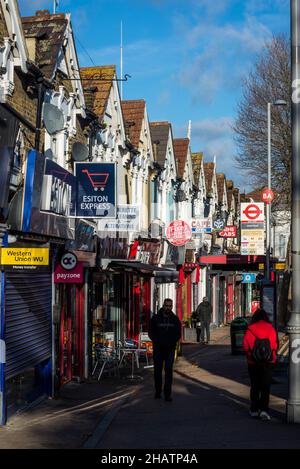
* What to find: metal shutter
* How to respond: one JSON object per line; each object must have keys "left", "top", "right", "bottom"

{"left": 5, "top": 272, "right": 52, "bottom": 380}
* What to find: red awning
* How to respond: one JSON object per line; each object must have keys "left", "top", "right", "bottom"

{"left": 198, "top": 254, "right": 266, "bottom": 265}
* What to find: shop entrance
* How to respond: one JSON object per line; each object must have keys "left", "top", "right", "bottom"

{"left": 58, "top": 284, "right": 84, "bottom": 387}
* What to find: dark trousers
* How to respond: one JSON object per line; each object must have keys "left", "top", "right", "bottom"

{"left": 196, "top": 327, "right": 201, "bottom": 342}
{"left": 200, "top": 321, "right": 210, "bottom": 342}
{"left": 153, "top": 346, "right": 176, "bottom": 397}
{"left": 248, "top": 364, "right": 274, "bottom": 412}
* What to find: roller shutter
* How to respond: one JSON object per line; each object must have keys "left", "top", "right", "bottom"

{"left": 5, "top": 271, "right": 52, "bottom": 380}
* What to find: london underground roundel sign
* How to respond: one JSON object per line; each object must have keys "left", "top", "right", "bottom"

{"left": 166, "top": 220, "right": 191, "bottom": 246}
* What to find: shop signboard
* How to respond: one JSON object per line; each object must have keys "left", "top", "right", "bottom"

{"left": 19, "top": 150, "right": 75, "bottom": 239}
{"left": 65, "top": 219, "right": 96, "bottom": 252}
{"left": 1, "top": 247, "right": 49, "bottom": 271}
{"left": 54, "top": 261, "right": 84, "bottom": 284}
{"left": 40, "top": 158, "right": 76, "bottom": 217}
{"left": 136, "top": 241, "right": 161, "bottom": 265}
{"left": 213, "top": 218, "right": 225, "bottom": 231}
{"left": 241, "top": 273, "right": 256, "bottom": 283}
{"left": 191, "top": 218, "right": 212, "bottom": 235}
{"left": 75, "top": 162, "right": 116, "bottom": 218}
{"left": 97, "top": 205, "right": 140, "bottom": 233}
{"left": 166, "top": 220, "right": 191, "bottom": 246}
{"left": 219, "top": 226, "right": 237, "bottom": 238}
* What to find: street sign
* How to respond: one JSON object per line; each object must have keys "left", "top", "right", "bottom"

{"left": 166, "top": 220, "right": 191, "bottom": 246}
{"left": 261, "top": 188, "right": 275, "bottom": 204}
{"left": 241, "top": 203, "right": 265, "bottom": 255}
{"left": 241, "top": 273, "right": 256, "bottom": 283}
{"left": 241, "top": 203, "right": 264, "bottom": 223}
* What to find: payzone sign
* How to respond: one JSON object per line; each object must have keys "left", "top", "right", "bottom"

{"left": 75, "top": 163, "right": 116, "bottom": 218}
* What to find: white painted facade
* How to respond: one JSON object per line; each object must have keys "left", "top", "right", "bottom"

{"left": 0, "top": 0, "right": 28, "bottom": 102}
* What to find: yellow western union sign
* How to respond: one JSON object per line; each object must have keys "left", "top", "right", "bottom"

{"left": 1, "top": 248, "right": 49, "bottom": 266}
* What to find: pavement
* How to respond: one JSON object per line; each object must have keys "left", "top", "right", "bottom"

{"left": 1, "top": 326, "right": 299, "bottom": 449}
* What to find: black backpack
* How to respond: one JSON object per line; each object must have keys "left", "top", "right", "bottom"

{"left": 249, "top": 329, "right": 272, "bottom": 363}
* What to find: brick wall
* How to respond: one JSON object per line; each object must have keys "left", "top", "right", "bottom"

{"left": 0, "top": 5, "right": 8, "bottom": 43}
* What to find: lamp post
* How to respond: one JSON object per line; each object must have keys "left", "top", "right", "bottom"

{"left": 266, "top": 100, "right": 287, "bottom": 280}
{"left": 287, "top": 0, "right": 300, "bottom": 423}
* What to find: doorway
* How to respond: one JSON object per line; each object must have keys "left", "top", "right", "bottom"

{"left": 58, "top": 284, "right": 84, "bottom": 387}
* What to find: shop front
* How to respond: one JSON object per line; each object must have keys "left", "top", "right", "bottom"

{"left": 1, "top": 149, "right": 76, "bottom": 423}
{"left": 1, "top": 247, "right": 52, "bottom": 424}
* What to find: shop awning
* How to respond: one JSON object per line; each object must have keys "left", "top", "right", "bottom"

{"left": 153, "top": 270, "right": 179, "bottom": 284}
{"left": 108, "top": 260, "right": 175, "bottom": 274}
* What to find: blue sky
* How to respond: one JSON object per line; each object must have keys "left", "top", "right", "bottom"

{"left": 19, "top": 0, "right": 290, "bottom": 190}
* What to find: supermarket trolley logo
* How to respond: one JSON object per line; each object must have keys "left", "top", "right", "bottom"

{"left": 81, "top": 169, "right": 109, "bottom": 192}
{"left": 75, "top": 163, "right": 116, "bottom": 218}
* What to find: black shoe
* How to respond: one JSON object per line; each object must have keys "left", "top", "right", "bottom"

{"left": 154, "top": 392, "right": 161, "bottom": 399}
{"left": 164, "top": 395, "right": 172, "bottom": 402}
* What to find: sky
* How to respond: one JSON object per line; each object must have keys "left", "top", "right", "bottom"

{"left": 19, "top": 0, "right": 290, "bottom": 190}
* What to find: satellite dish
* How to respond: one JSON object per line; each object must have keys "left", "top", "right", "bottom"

{"left": 43, "top": 103, "right": 64, "bottom": 135}
{"left": 44, "top": 148, "right": 54, "bottom": 160}
{"left": 176, "top": 190, "right": 186, "bottom": 202}
{"left": 72, "top": 141, "right": 89, "bottom": 161}
{"left": 96, "top": 131, "right": 103, "bottom": 145}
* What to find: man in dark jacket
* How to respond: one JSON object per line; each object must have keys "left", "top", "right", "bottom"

{"left": 196, "top": 297, "right": 212, "bottom": 344}
{"left": 148, "top": 299, "right": 181, "bottom": 402}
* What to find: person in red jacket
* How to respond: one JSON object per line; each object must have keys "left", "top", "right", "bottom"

{"left": 242, "top": 308, "right": 279, "bottom": 420}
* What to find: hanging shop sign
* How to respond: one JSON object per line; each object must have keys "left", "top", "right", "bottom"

{"left": 166, "top": 220, "right": 191, "bottom": 246}
{"left": 213, "top": 218, "right": 225, "bottom": 231}
{"left": 15, "top": 150, "right": 75, "bottom": 239}
{"left": 241, "top": 203, "right": 265, "bottom": 255}
{"left": 60, "top": 252, "right": 78, "bottom": 270}
{"left": 54, "top": 261, "right": 84, "bottom": 284}
{"left": 65, "top": 219, "right": 96, "bottom": 252}
{"left": 1, "top": 247, "right": 49, "bottom": 271}
{"left": 99, "top": 237, "right": 129, "bottom": 260}
{"left": 75, "top": 162, "right": 116, "bottom": 218}
{"left": 241, "top": 273, "right": 256, "bottom": 283}
{"left": 191, "top": 218, "right": 212, "bottom": 235}
{"left": 219, "top": 226, "right": 237, "bottom": 238}
{"left": 97, "top": 205, "right": 140, "bottom": 233}
{"left": 136, "top": 241, "right": 162, "bottom": 265}
{"left": 40, "top": 158, "right": 76, "bottom": 217}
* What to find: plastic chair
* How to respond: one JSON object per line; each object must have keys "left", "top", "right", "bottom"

{"left": 92, "top": 344, "right": 119, "bottom": 381}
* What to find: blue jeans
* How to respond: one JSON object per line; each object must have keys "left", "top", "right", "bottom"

{"left": 153, "top": 346, "right": 176, "bottom": 397}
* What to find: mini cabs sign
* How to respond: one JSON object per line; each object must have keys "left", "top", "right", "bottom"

{"left": 1, "top": 248, "right": 50, "bottom": 271}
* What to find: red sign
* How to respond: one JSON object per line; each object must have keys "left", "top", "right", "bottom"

{"left": 219, "top": 226, "right": 237, "bottom": 238}
{"left": 241, "top": 203, "right": 264, "bottom": 223}
{"left": 54, "top": 262, "right": 84, "bottom": 283}
{"left": 243, "top": 204, "right": 262, "bottom": 220}
{"left": 166, "top": 220, "right": 191, "bottom": 246}
{"left": 261, "top": 188, "right": 275, "bottom": 204}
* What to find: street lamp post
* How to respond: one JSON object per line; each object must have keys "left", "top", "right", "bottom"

{"left": 287, "top": 0, "right": 300, "bottom": 423}
{"left": 266, "top": 100, "right": 287, "bottom": 280}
